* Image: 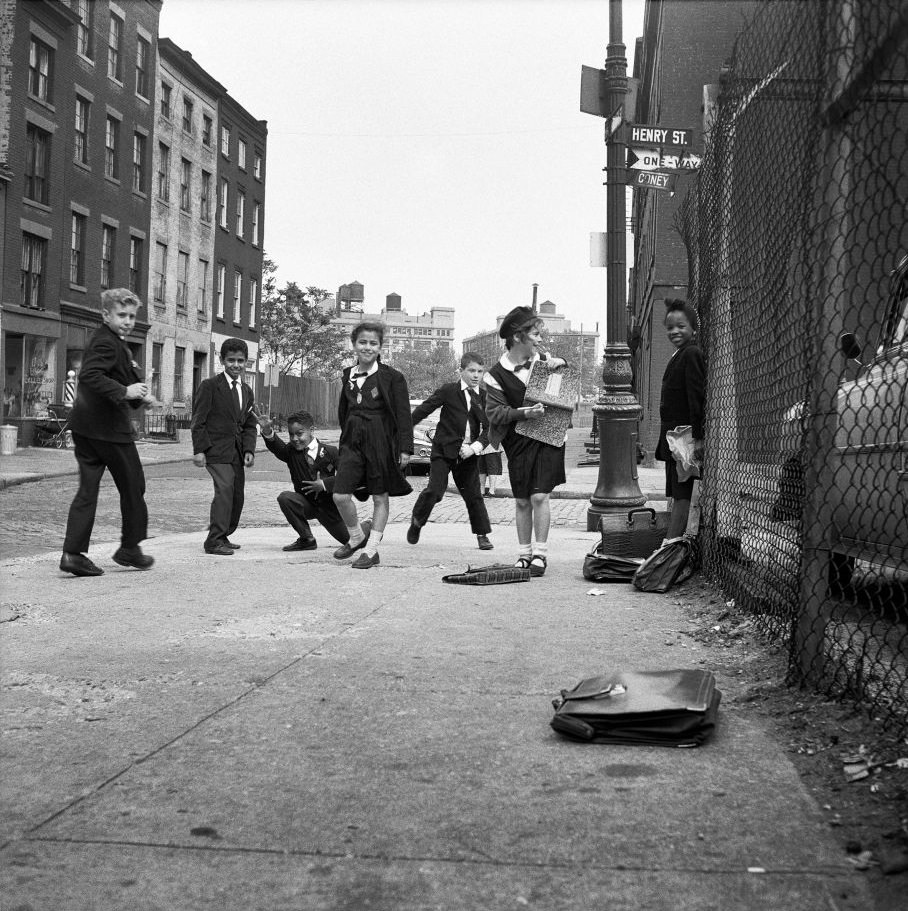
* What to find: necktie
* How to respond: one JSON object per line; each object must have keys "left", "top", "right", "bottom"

{"left": 468, "top": 388, "right": 479, "bottom": 406}
{"left": 305, "top": 452, "right": 315, "bottom": 471}
{"left": 353, "top": 370, "right": 368, "bottom": 379}
{"left": 232, "top": 379, "right": 242, "bottom": 413}
{"left": 514, "top": 360, "right": 532, "bottom": 373}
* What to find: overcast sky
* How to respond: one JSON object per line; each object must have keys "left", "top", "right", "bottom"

{"left": 159, "top": 0, "right": 646, "bottom": 346}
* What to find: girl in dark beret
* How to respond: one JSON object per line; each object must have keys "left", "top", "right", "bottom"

{"left": 483, "top": 306, "right": 567, "bottom": 577}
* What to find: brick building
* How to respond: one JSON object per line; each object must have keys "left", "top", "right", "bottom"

{"left": 212, "top": 92, "right": 267, "bottom": 398}
{"left": 1, "top": 0, "right": 162, "bottom": 442}
{"left": 628, "top": 0, "right": 757, "bottom": 457}
{"left": 146, "top": 37, "right": 222, "bottom": 414}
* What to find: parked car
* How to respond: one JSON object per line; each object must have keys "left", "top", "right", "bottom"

{"left": 407, "top": 400, "right": 439, "bottom": 476}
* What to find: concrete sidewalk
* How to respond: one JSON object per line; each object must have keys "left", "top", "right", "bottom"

{"left": 0, "top": 428, "right": 667, "bottom": 503}
{"left": 0, "top": 523, "right": 869, "bottom": 911}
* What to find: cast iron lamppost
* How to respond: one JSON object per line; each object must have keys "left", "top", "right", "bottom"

{"left": 587, "top": 0, "right": 645, "bottom": 530}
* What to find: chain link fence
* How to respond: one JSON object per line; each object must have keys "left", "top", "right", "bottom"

{"left": 676, "top": 0, "right": 908, "bottom": 734}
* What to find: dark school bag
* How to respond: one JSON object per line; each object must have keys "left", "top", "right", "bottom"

{"left": 582, "top": 542, "right": 644, "bottom": 583}
{"left": 632, "top": 538, "right": 697, "bottom": 593}
{"left": 442, "top": 563, "right": 531, "bottom": 585}
{"left": 551, "top": 668, "right": 721, "bottom": 747}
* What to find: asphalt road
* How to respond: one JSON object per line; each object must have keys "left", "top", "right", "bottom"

{"left": 0, "top": 452, "right": 593, "bottom": 561}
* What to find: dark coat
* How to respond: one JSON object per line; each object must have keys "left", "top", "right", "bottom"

{"left": 411, "top": 381, "right": 490, "bottom": 461}
{"left": 338, "top": 362, "right": 413, "bottom": 455}
{"left": 656, "top": 340, "right": 706, "bottom": 460}
{"left": 191, "top": 372, "right": 258, "bottom": 463}
{"left": 263, "top": 434, "right": 340, "bottom": 501}
{"left": 68, "top": 324, "right": 145, "bottom": 443}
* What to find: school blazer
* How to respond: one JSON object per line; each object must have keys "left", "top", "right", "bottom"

{"left": 263, "top": 434, "right": 340, "bottom": 501}
{"left": 338, "top": 362, "right": 414, "bottom": 455}
{"left": 659, "top": 341, "right": 706, "bottom": 439}
{"left": 191, "top": 372, "right": 258, "bottom": 463}
{"left": 69, "top": 324, "right": 145, "bottom": 443}
{"left": 411, "top": 382, "right": 490, "bottom": 461}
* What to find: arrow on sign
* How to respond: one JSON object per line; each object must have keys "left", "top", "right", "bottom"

{"left": 627, "top": 148, "right": 662, "bottom": 170}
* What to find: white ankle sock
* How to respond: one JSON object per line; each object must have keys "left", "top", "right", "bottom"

{"left": 364, "top": 530, "right": 383, "bottom": 557}
{"left": 347, "top": 524, "right": 364, "bottom": 546}
{"left": 533, "top": 542, "right": 549, "bottom": 558}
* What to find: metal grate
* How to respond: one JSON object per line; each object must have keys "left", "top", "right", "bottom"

{"left": 676, "top": 0, "right": 908, "bottom": 734}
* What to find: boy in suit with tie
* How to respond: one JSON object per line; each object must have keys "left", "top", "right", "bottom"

{"left": 191, "top": 338, "right": 258, "bottom": 555}
{"left": 407, "top": 352, "right": 493, "bottom": 550}
{"left": 258, "top": 410, "right": 368, "bottom": 551}
{"left": 60, "top": 289, "right": 155, "bottom": 576}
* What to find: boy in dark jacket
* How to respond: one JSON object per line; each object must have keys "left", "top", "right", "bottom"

{"left": 258, "top": 410, "right": 367, "bottom": 551}
{"left": 61, "top": 289, "right": 155, "bottom": 576}
{"left": 407, "top": 352, "right": 493, "bottom": 550}
{"left": 191, "top": 338, "right": 258, "bottom": 555}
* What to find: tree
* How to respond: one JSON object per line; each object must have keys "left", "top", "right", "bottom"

{"left": 258, "top": 257, "right": 349, "bottom": 378}
{"left": 389, "top": 345, "right": 459, "bottom": 399}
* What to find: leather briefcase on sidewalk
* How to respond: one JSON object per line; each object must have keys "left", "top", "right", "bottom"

{"left": 598, "top": 508, "right": 669, "bottom": 559}
{"left": 550, "top": 668, "right": 721, "bottom": 747}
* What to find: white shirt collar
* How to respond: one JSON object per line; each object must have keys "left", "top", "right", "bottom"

{"left": 353, "top": 361, "right": 378, "bottom": 378}
{"left": 306, "top": 439, "right": 320, "bottom": 460}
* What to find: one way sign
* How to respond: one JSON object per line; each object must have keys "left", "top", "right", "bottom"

{"left": 627, "top": 148, "right": 702, "bottom": 171}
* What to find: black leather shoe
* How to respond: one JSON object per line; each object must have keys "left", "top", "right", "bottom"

{"left": 283, "top": 537, "right": 317, "bottom": 552}
{"left": 112, "top": 547, "right": 154, "bottom": 570}
{"left": 224, "top": 539, "right": 241, "bottom": 550}
{"left": 529, "top": 555, "right": 547, "bottom": 577}
{"left": 204, "top": 544, "right": 234, "bottom": 556}
{"left": 60, "top": 552, "right": 104, "bottom": 577}
{"left": 477, "top": 535, "right": 493, "bottom": 551}
{"left": 333, "top": 520, "right": 372, "bottom": 559}
{"left": 406, "top": 521, "right": 421, "bottom": 545}
{"left": 351, "top": 551, "right": 380, "bottom": 569}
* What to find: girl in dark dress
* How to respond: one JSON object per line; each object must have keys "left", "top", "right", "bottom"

{"left": 483, "top": 306, "right": 567, "bottom": 577}
{"left": 654, "top": 299, "right": 705, "bottom": 539}
{"left": 332, "top": 322, "right": 413, "bottom": 569}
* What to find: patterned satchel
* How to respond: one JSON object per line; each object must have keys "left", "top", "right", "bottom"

{"left": 442, "top": 563, "right": 531, "bottom": 585}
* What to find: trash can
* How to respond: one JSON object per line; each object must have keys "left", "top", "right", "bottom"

{"left": 1, "top": 424, "right": 18, "bottom": 456}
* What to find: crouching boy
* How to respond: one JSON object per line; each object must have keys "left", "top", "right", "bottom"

{"left": 259, "top": 411, "right": 357, "bottom": 550}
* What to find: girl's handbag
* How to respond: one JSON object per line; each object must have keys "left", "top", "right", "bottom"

{"left": 632, "top": 538, "right": 697, "bottom": 593}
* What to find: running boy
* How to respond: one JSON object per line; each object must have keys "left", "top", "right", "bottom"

{"left": 407, "top": 352, "right": 493, "bottom": 550}
{"left": 332, "top": 322, "right": 413, "bottom": 569}
{"left": 61, "top": 288, "right": 155, "bottom": 576}
{"left": 191, "top": 338, "right": 258, "bottom": 555}
{"left": 258, "top": 410, "right": 368, "bottom": 551}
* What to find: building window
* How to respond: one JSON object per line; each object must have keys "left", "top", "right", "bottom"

{"left": 216, "top": 264, "right": 225, "bottom": 319}
{"left": 70, "top": 213, "right": 86, "bottom": 286}
{"left": 254, "top": 152, "right": 262, "bottom": 180}
{"left": 198, "top": 259, "right": 209, "bottom": 314}
{"left": 101, "top": 225, "right": 116, "bottom": 289}
{"left": 74, "top": 96, "right": 90, "bottom": 164}
{"left": 129, "top": 236, "right": 143, "bottom": 294}
{"left": 160, "top": 81, "right": 171, "bottom": 118}
{"left": 135, "top": 35, "right": 150, "bottom": 97}
{"left": 76, "top": 0, "right": 94, "bottom": 59}
{"left": 28, "top": 37, "right": 53, "bottom": 103}
{"left": 252, "top": 202, "right": 261, "bottom": 246}
{"left": 182, "top": 97, "right": 193, "bottom": 134}
{"left": 200, "top": 170, "right": 212, "bottom": 221}
{"left": 238, "top": 139, "right": 247, "bottom": 170}
{"left": 180, "top": 158, "right": 191, "bottom": 212}
{"left": 132, "top": 132, "right": 146, "bottom": 193}
{"left": 107, "top": 12, "right": 123, "bottom": 81}
{"left": 233, "top": 271, "right": 242, "bottom": 324}
{"left": 235, "top": 191, "right": 245, "bottom": 237}
{"left": 104, "top": 115, "right": 120, "bottom": 180}
{"left": 151, "top": 343, "right": 162, "bottom": 400}
{"left": 218, "top": 178, "right": 228, "bottom": 228}
{"left": 25, "top": 124, "right": 50, "bottom": 205}
{"left": 157, "top": 142, "right": 170, "bottom": 201}
{"left": 220, "top": 124, "right": 230, "bottom": 157}
{"left": 20, "top": 233, "right": 47, "bottom": 308}
{"left": 176, "top": 251, "right": 189, "bottom": 309}
{"left": 249, "top": 277, "right": 258, "bottom": 329}
{"left": 174, "top": 346, "right": 185, "bottom": 401}
{"left": 202, "top": 114, "right": 212, "bottom": 146}
{"left": 153, "top": 242, "right": 167, "bottom": 304}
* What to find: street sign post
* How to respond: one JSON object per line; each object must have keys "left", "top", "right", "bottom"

{"left": 629, "top": 124, "right": 693, "bottom": 148}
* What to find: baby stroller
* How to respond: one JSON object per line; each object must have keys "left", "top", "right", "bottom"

{"left": 34, "top": 407, "right": 73, "bottom": 449}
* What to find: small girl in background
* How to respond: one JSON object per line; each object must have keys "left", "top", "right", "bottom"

{"left": 478, "top": 443, "right": 502, "bottom": 497}
{"left": 332, "top": 322, "right": 413, "bottom": 568}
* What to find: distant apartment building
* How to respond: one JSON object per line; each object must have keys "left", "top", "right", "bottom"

{"left": 1, "top": 0, "right": 162, "bottom": 444}
{"left": 463, "top": 300, "right": 599, "bottom": 382}
{"left": 212, "top": 93, "right": 267, "bottom": 397}
{"left": 146, "top": 37, "right": 222, "bottom": 414}
{"left": 331, "top": 283, "right": 455, "bottom": 362}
